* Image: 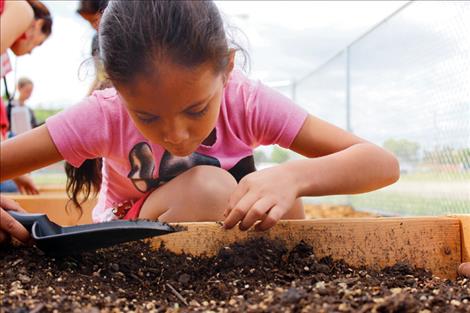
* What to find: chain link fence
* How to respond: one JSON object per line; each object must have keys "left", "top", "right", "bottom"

{"left": 291, "top": 1, "right": 469, "bottom": 215}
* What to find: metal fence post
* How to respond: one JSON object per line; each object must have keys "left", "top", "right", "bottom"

{"left": 346, "top": 46, "right": 352, "bottom": 133}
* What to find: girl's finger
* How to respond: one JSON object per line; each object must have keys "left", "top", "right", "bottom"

{"left": 0, "top": 230, "right": 11, "bottom": 245}
{"left": 224, "top": 192, "right": 258, "bottom": 230}
{"left": 0, "top": 209, "right": 31, "bottom": 244}
{"left": 255, "top": 205, "right": 285, "bottom": 231}
{"left": 239, "top": 197, "right": 274, "bottom": 231}
{"left": 227, "top": 183, "right": 249, "bottom": 212}
{"left": 0, "top": 197, "right": 26, "bottom": 212}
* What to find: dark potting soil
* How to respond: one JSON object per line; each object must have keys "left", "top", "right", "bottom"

{"left": 1, "top": 238, "right": 469, "bottom": 313}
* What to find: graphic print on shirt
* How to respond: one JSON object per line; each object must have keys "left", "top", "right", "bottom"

{"left": 127, "top": 142, "right": 221, "bottom": 193}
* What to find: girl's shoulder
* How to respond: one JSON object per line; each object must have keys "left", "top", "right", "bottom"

{"left": 90, "top": 87, "right": 119, "bottom": 103}
{"left": 88, "top": 87, "right": 126, "bottom": 115}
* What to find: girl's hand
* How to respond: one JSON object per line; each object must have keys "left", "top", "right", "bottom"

{"left": 0, "top": 196, "right": 31, "bottom": 244}
{"left": 224, "top": 165, "right": 299, "bottom": 231}
{"left": 13, "top": 175, "right": 39, "bottom": 195}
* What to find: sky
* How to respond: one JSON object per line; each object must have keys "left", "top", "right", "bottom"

{"left": 1, "top": 0, "right": 408, "bottom": 109}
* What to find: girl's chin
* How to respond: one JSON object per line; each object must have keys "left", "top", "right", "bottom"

{"left": 167, "top": 146, "right": 196, "bottom": 157}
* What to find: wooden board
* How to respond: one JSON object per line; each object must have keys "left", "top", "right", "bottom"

{"left": 455, "top": 215, "right": 470, "bottom": 263}
{"left": 8, "top": 194, "right": 95, "bottom": 225}
{"left": 7, "top": 195, "right": 464, "bottom": 278}
{"left": 149, "top": 217, "right": 461, "bottom": 279}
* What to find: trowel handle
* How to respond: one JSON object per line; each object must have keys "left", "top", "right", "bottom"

{"left": 8, "top": 211, "right": 48, "bottom": 233}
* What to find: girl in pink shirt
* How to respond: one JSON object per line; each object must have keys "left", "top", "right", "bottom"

{"left": 1, "top": 1, "right": 401, "bottom": 250}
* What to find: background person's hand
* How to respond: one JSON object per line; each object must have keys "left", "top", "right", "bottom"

{"left": 13, "top": 174, "right": 39, "bottom": 195}
{"left": 0, "top": 196, "right": 31, "bottom": 244}
{"left": 458, "top": 263, "right": 470, "bottom": 277}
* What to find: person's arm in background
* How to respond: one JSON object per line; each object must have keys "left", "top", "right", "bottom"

{"left": 0, "top": 0, "right": 34, "bottom": 54}
{"left": 12, "top": 174, "right": 38, "bottom": 195}
{"left": 0, "top": 125, "right": 62, "bottom": 244}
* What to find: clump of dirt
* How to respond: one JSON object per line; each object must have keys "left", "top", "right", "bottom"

{"left": 1, "top": 238, "right": 469, "bottom": 313}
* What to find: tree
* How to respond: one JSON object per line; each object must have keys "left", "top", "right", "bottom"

{"left": 383, "top": 139, "right": 420, "bottom": 163}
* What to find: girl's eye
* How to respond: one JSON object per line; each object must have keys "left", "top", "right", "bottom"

{"left": 186, "top": 105, "right": 209, "bottom": 118}
{"left": 137, "top": 115, "right": 160, "bottom": 124}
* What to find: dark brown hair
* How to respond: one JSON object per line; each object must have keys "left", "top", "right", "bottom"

{"left": 66, "top": 1, "right": 246, "bottom": 212}
{"left": 100, "top": 1, "right": 233, "bottom": 85}
{"left": 77, "top": 0, "right": 108, "bottom": 15}
{"left": 27, "top": 0, "right": 53, "bottom": 36}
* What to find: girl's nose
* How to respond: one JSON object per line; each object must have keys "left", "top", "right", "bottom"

{"left": 162, "top": 123, "right": 189, "bottom": 145}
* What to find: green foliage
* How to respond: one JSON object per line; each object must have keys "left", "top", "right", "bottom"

{"left": 423, "top": 146, "right": 470, "bottom": 166}
{"left": 32, "top": 108, "right": 61, "bottom": 124}
{"left": 254, "top": 149, "right": 268, "bottom": 163}
{"left": 271, "top": 146, "right": 290, "bottom": 163}
{"left": 383, "top": 138, "right": 420, "bottom": 162}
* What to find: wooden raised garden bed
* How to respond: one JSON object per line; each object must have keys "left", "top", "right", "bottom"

{"left": 2, "top": 193, "right": 470, "bottom": 312}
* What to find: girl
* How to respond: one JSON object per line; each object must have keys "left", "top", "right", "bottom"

{"left": 0, "top": 0, "right": 52, "bottom": 196}
{"left": 0, "top": 0, "right": 52, "bottom": 56}
{"left": 1, "top": 2, "right": 398, "bottom": 243}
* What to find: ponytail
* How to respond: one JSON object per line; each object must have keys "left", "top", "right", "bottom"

{"left": 65, "top": 159, "right": 102, "bottom": 215}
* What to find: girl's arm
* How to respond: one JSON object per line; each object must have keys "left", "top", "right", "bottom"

{"left": 286, "top": 114, "right": 399, "bottom": 196}
{"left": 224, "top": 114, "right": 399, "bottom": 231}
{"left": 0, "top": 125, "right": 63, "bottom": 181}
{"left": 0, "top": 0, "right": 34, "bottom": 54}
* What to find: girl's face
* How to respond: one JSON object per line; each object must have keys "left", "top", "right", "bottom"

{"left": 118, "top": 60, "right": 232, "bottom": 157}
{"left": 11, "top": 19, "right": 48, "bottom": 56}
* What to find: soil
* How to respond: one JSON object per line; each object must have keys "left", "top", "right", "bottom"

{"left": 1, "top": 238, "right": 469, "bottom": 313}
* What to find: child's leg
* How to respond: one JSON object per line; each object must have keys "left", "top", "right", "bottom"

{"left": 138, "top": 166, "right": 237, "bottom": 222}
{"left": 138, "top": 165, "right": 306, "bottom": 223}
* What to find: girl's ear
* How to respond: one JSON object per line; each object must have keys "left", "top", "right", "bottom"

{"left": 22, "top": 22, "right": 36, "bottom": 41}
{"left": 34, "top": 19, "right": 45, "bottom": 33}
{"left": 223, "top": 49, "right": 236, "bottom": 86}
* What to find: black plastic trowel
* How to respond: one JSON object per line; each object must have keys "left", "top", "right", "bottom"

{"left": 8, "top": 211, "right": 179, "bottom": 255}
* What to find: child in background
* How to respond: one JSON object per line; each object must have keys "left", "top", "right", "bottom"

{"left": 76, "top": 0, "right": 111, "bottom": 94}
{"left": 0, "top": 0, "right": 52, "bottom": 56}
{"left": 0, "top": 0, "right": 52, "bottom": 195}
{"left": 76, "top": 0, "right": 108, "bottom": 31}
{"left": 8, "top": 77, "right": 38, "bottom": 136}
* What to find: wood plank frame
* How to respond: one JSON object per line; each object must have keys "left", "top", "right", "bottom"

{"left": 9, "top": 194, "right": 95, "bottom": 225}
{"left": 455, "top": 215, "right": 470, "bottom": 264}
{"left": 149, "top": 217, "right": 467, "bottom": 280}
{"left": 6, "top": 195, "right": 469, "bottom": 279}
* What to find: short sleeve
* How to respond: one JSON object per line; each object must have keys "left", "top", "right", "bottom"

{"left": 245, "top": 81, "right": 308, "bottom": 148}
{"left": 45, "top": 95, "right": 113, "bottom": 167}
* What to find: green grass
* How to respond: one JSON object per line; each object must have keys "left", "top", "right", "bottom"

{"left": 400, "top": 171, "right": 470, "bottom": 182}
{"left": 33, "top": 108, "right": 61, "bottom": 124}
{"left": 310, "top": 192, "right": 470, "bottom": 216}
{"left": 351, "top": 192, "right": 470, "bottom": 215}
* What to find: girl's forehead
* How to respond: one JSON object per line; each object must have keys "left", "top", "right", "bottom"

{"left": 122, "top": 62, "right": 221, "bottom": 111}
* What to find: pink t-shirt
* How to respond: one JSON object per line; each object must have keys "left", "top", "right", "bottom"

{"left": 46, "top": 70, "right": 308, "bottom": 222}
